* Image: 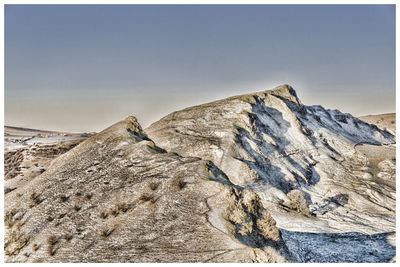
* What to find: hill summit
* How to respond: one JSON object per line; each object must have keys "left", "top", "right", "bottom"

{"left": 5, "top": 85, "right": 396, "bottom": 263}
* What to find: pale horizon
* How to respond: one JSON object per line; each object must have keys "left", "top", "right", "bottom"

{"left": 5, "top": 5, "right": 395, "bottom": 132}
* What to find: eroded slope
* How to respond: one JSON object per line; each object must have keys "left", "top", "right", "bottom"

{"left": 4, "top": 117, "right": 287, "bottom": 263}
{"left": 146, "top": 85, "right": 396, "bottom": 262}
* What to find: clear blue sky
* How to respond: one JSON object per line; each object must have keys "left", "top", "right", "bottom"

{"left": 5, "top": 5, "right": 395, "bottom": 132}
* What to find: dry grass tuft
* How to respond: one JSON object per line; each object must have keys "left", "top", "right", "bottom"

{"left": 5, "top": 187, "right": 16, "bottom": 194}
{"left": 48, "top": 246, "right": 59, "bottom": 256}
{"left": 33, "top": 243, "right": 41, "bottom": 251}
{"left": 64, "top": 234, "right": 73, "bottom": 242}
{"left": 30, "top": 192, "right": 44, "bottom": 206}
{"left": 48, "top": 235, "right": 62, "bottom": 246}
{"left": 149, "top": 182, "right": 159, "bottom": 191}
{"left": 59, "top": 195, "right": 70, "bottom": 202}
{"left": 139, "top": 193, "right": 153, "bottom": 202}
{"left": 100, "top": 211, "right": 109, "bottom": 219}
{"left": 177, "top": 179, "right": 187, "bottom": 190}
{"left": 5, "top": 209, "right": 18, "bottom": 228}
{"left": 110, "top": 209, "right": 119, "bottom": 217}
{"left": 117, "top": 202, "right": 129, "bottom": 213}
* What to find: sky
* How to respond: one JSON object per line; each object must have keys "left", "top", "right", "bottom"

{"left": 5, "top": 4, "right": 395, "bottom": 132}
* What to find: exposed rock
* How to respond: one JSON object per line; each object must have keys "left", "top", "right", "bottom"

{"left": 4, "top": 85, "right": 396, "bottom": 262}
{"left": 5, "top": 117, "right": 285, "bottom": 263}
{"left": 146, "top": 84, "right": 396, "bottom": 262}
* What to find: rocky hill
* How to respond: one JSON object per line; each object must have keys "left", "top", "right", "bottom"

{"left": 4, "top": 85, "right": 396, "bottom": 262}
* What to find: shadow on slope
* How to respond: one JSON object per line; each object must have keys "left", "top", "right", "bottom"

{"left": 234, "top": 96, "right": 320, "bottom": 194}
{"left": 281, "top": 229, "right": 395, "bottom": 263}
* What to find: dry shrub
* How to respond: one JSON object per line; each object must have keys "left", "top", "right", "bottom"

{"left": 149, "top": 182, "right": 159, "bottom": 191}
{"left": 139, "top": 193, "right": 153, "bottom": 202}
{"left": 100, "top": 211, "right": 109, "bottom": 219}
{"left": 33, "top": 243, "right": 41, "bottom": 251}
{"left": 101, "top": 228, "right": 115, "bottom": 238}
{"left": 59, "top": 195, "right": 70, "bottom": 202}
{"left": 176, "top": 179, "right": 187, "bottom": 190}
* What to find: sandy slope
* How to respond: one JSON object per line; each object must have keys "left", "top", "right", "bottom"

{"left": 4, "top": 117, "right": 287, "bottom": 263}
{"left": 358, "top": 113, "right": 395, "bottom": 135}
{"left": 4, "top": 85, "right": 397, "bottom": 263}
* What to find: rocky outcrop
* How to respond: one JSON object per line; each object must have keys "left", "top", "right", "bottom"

{"left": 146, "top": 85, "right": 396, "bottom": 262}
{"left": 4, "top": 85, "right": 396, "bottom": 263}
{"left": 5, "top": 117, "right": 286, "bottom": 263}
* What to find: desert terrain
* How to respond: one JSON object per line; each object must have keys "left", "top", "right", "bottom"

{"left": 4, "top": 85, "right": 396, "bottom": 263}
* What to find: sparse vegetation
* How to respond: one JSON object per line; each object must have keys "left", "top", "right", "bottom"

{"left": 33, "top": 243, "right": 41, "bottom": 251}
{"left": 139, "top": 193, "right": 153, "bottom": 202}
{"left": 117, "top": 202, "right": 129, "bottom": 213}
{"left": 4, "top": 149, "right": 24, "bottom": 179}
{"left": 177, "top": 179, "right": 187, "bottom": 190}
{"left": 48, "top": 235, "right": 62, "bottom": 246}
{"left": 59, "top": 195, "right": 70, "bottom": 202}
{"left": 101, "top": 228, "right": 115, "bottom": 238}
{"left": 5, "top": 209, "right": 18, "bottom": 228}
{"left": 150, "top": 196, "right": 159, "bottom": 204}
{"left": 5, "top": 187, "right": 16, "bottom": 194}
{"left": 149, "top": 182, "right": 159, "bottom": 191}
{"left": 86, "top": 193, "right": 93, "bottom": 200}
{"left": 30, "top": 192, "right": 44, "bottom": 206}
{"left": 100, "top": 211, "right": 109, "bottom": 219}
{"left": 64, "top": 234, "right": 73, "bottom": 242}
{"left": 74, "top": 204, "right": 82, "bottom": 212}
{"left": 110, "top": 208, "right": 119, "bottom": 217}
{"left": 109, "top": 202, "right": 130, "bottom": 217}
{"left": 48, "top": 246, "right": 59, "bottom": 256}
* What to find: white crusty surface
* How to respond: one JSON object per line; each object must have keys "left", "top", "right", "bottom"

{"left": 4, "top": 85, "right": 396, "bottom": 263}
{"left": 5, "top": 117, "right": 287, "bottom": 263}
{"left": 146, "top": 85, "right": 396, "bottom": 262}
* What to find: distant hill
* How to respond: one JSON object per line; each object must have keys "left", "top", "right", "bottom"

{"left": 358, "top": 113, "right": 395, "bottom": 135}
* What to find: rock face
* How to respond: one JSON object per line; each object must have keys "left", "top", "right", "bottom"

{"left": 146, "top": 85, "right": 396, "bottom": 262}
{"left": 4, "top": 85, "right": 396, "bottom": 263}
